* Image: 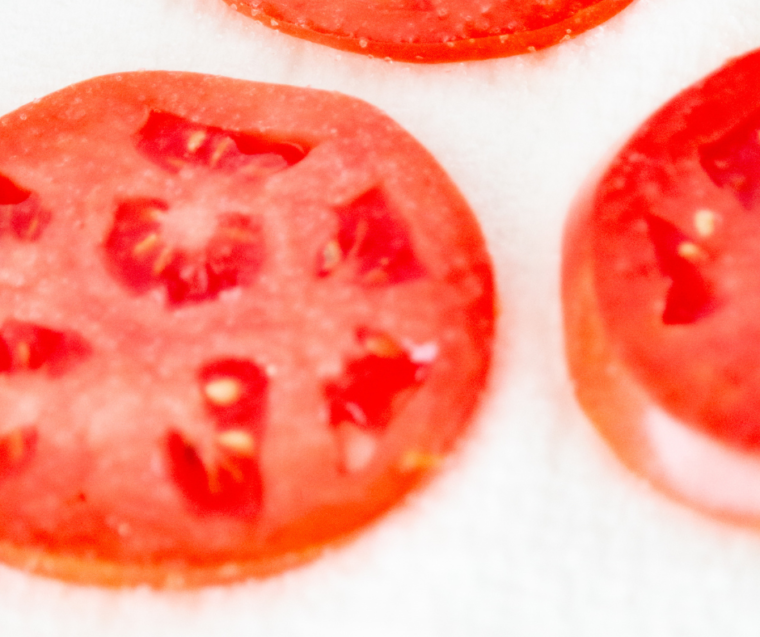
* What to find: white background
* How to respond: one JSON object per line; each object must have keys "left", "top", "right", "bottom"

{"left": 2, "top": 0, "right": 760, "bottom": 634}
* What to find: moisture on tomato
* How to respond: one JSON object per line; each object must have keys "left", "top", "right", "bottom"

{"left": 563, "top": 48, "right": 760, "bottom": 525}
{"left": 223, "top": 0, "right": 637, "bottom": 63}
{"left": 0, "top": 72, "right": 495, "bottom": 586}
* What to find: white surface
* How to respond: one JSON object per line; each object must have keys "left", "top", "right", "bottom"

{"left": 3, "top": 0, "right": 760, "bottom": 635}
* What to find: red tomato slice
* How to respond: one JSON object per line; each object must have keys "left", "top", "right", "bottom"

{"left": 224, "top": 0, "right": 636, "bottom": 63}
{"left": 563, "top": 48, "right": 760, "bottom": 524}
{"left": 0, "top": 72, "right": 495, "bottom": 586}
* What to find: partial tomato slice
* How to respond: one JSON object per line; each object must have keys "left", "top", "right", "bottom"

{"left": 0, "top": 72, "right": 494, "bottom": 586}
{"left": 563, "top": 48, "right": 760, "bottom": 524}
{"left": 224, "top": 0, "right": 636, "bottom": 63}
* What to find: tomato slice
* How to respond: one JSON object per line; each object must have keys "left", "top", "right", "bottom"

{"left": 563, "top": 48, "right": 760, "bottom": 524}
{"left": 0, "top": 72, "right": 495, "bottom": 586}
{"left": 223, "top": 0, "right": 636, "bottom": 63}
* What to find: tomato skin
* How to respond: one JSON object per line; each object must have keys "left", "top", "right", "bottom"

{"left": 0, "top": 72, "right": 495, "bottom": 587}
{"left": 224, "top": 0, "right": 636, "bottom": 63}
{"left": 563, "top": 49, "right": 760, "bottom": 524}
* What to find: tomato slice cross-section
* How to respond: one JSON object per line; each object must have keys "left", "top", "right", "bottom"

{"left": 563, "top": 48, "right": 760, "bottom": 525}
{"left": 222, "top": 0, "right": 637, "bottom": 63}
{"left": 0, "top": 72, "right": 495, "bottom": 586}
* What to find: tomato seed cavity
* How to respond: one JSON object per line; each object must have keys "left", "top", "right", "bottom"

{"left": 136, "top": 111, "right": 308, "bottom": 174}
{"left": 318, "top": 189, "right": 425, "bottom": 285}
{"left": 166, "top": 429, "right": 264, "bottom": 516}
{"left": 105, "top": 199, "right": 264, "bottom": 305}
{"left": 0, "top": 320, "right": 91, "bottom": 374}
{"left": 0, "top": 173, "right": 51, "bottom": 242}
{"left": 167, "top": 358, "right": 268, "bottom": 515}
{"left": 646, "top": 215, "right": 716, "bottom": 325}
{"left": 700, "top": 109, "right": 760, "bottom": 210}
{"left": 325, "top": 329, "right": 429, "bottom": 434}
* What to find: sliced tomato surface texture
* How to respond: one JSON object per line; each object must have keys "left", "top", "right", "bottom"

{"left": 563, "top": 48, "right": 760, "bottom": 524}
{"left": 224, "top": 0, "right": 636, "bottom": 63}
{"left": 0, "top": 72, "right": 495, "bottom": 586}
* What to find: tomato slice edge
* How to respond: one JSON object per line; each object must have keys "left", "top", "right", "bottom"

{"left": 225, "top": 0, "right": 637, "bottom": 63}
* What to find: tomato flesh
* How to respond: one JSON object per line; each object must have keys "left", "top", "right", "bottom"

{"left": 0, "top": 72, "right": 494, "bottom": 586}
{"left": 223, "top": 0, "right": 637, "bottom": 62}
{"left": 563, "top": 48, "right": 760, "bottom": 523}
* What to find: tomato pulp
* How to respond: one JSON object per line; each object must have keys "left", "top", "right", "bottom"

{"left": 223, "top": 0, "right": 636, "bottom": 63}
{"left": 562, "top": 49, "right": 760, "bottom": 524}
{"left": 0, "top": 72, "right": 495, "bottom": 586}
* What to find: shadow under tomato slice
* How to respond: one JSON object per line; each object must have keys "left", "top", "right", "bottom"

{"left": 0, "top": 72, "right": 495, "bottom": 587}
